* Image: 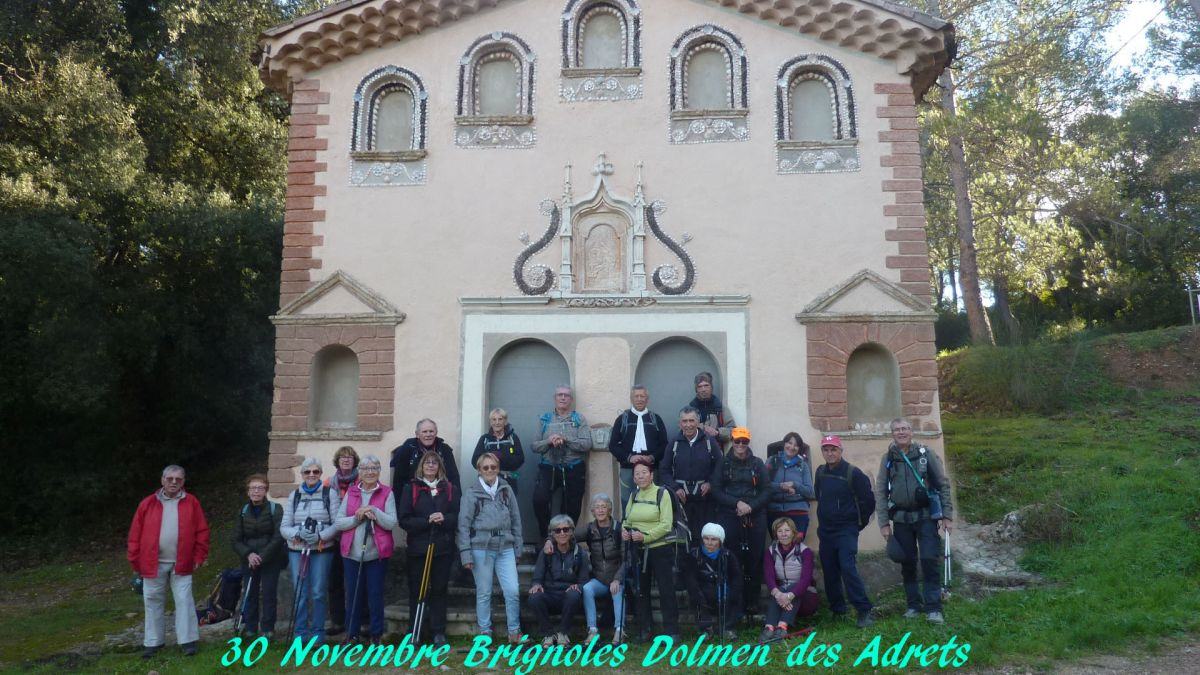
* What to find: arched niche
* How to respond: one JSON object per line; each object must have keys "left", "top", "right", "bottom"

{"left": 486, "top": 339, "right": 571, "bottom": 540}
{"left": 846, "top": 343, "right": 901, "bottom": 427}
{"left": 634, "top": 337, "right": 721, "bottom": 420}
{"left": 311, "top": 345, "right": 360, "bottom": 430}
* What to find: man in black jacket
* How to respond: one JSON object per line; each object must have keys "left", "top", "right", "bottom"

{"left": 659, "top": 406, "right": 723, "bottom": 545}
{"left": 709, "top": 427, "right": 773, "bottom": 616}
{"left": 608, "top": 385, "right": 669, "bottom": 515}
{"left": 814, "top": 434, "right": 876, "bottom": 628}
{"left": 390, "top": 419, "right": 461, "bottom": 495}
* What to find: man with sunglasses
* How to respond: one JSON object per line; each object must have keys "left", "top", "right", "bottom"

{"left": 532, "top": 386, "right": 593, "bottom": 538}
{"left": 709, "top": 427, "right": 773, "bottom": 617}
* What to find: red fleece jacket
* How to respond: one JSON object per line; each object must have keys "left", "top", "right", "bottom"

{"left": 127, "top": 491, "right": 210, "bottom": 577}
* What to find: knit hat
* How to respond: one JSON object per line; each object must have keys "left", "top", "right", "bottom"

{"left": 701, "top": 523, "right": 726, "bottom": 543}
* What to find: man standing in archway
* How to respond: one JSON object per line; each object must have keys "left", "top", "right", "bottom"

{"left": 532, "top": 386, "right": 593, "bottom": 536}
{"left": 689, "top": 372, "right": 736, "bottom": 443}
{"left": 608, "top": 385, "right": 669, "bottom": 515}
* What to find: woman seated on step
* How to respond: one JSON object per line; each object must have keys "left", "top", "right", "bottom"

{"left": 398, "top": 450, "right": 458, "bottom": 648}
{"left": 542, "top": 494, "right": 626, "bottom": 645}
{"left": 760, "top": 517, "right": 820, "bottom": 643}
{"left": 529, "top": 514, "right": 591, "bottom": 646}
{"left": 457, "top": 452, "right": 523, "bottom": 643}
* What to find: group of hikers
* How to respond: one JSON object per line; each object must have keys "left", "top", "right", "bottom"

{"left": 126, "top": 372, "right": 953, "bottom": 659}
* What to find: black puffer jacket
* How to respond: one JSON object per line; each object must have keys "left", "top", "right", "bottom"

{"left": 397, "top": 479, "right": 459, "bottom": 557}
{"left": 577, "top": 520, "right": 624, "bottom": 585}
{"left": 710, "top": 450, "right": 774, "bottom": 513}
{"left": 390, "top": 437, "right": 461, "bottom": 495}
{"left": 232, "top": 501, "right": 286, "bottom": 570}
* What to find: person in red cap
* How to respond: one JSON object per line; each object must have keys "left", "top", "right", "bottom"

{"left": 814, "top": 435, "right": 876, "bottom": 628}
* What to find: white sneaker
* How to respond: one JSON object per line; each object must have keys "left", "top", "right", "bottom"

{"left": 927, "top": 611, "right": 945, "bottom": 624}
{"left": 586, "top": 627, "right": 599, "bottom": 641}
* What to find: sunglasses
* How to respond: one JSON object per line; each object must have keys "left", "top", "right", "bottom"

{"left": 732, "top": 439, "right": 750, "bottom": 445}
{"left": 302, "top": 469, "right": 321, "bottom": 476}
{"left": 552, "top": 527, "right": 572, "bottom": 533}
{"left": 480, "top": 465, "right": 499, "bottom": 471}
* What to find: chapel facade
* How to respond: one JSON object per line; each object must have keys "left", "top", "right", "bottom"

{"left": 258, "top": 0, "right": 954, "bottom": 549}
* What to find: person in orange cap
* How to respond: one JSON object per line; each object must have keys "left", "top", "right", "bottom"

{"left": 709, "top": 426, "right": 773, "bottom": 617}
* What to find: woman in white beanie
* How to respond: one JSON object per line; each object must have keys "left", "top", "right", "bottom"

{"left": 681, "top": 522, "right": 743, "bottom": 641}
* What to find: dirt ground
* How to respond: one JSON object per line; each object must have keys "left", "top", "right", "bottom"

{"left": 1096, "top": 328, "right": 1200, "bottom": 392}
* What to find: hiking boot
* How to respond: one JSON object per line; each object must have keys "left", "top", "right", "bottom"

{"left": 903, "top": 609, "right": 921, "bottom": 619}
{"left": 774, "top": 627, "right": 789, "bottom": 640}
{"left": 758, "top": 627, "right": 776, "bottom": 643}
{"left": 856, "top": 611, "right": 875, "bottom": 629}
{"left": 556, "top": 632, "right": 571, "bottom": 647}
{"left": 182, "top": 641, "right": 198, "bottom": 656}
{"left": 586, "top": 627, "right": 599, "bottom": 641}
{"left": 327, "top": 624, "right": 346, "bottom": 637}
{"left": 927, "top": 611, "right": 945, "bottom": 624}
{"left": 508, "top": 631, "right": 522, "bottom": 644}
{"left": 432, "top": 634, "right": 448, "bottom": 648}
{"left": 541, "top": 635, "right": 556, "bottom": 647}
{"left": 723, "top": 630, "right": 739, "bottom": 642}
{"left": 477, "top": 627, "right": 492, "bottom": 640}
{"left": 141, "top": 645, "right": 161, "bottom": 659}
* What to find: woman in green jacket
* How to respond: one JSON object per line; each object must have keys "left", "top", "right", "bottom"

{"left": 622, "top": 463, "right": 680, "bottom": 641}
{"left": 232, "top": 473, "right": 286, "bottom": 637}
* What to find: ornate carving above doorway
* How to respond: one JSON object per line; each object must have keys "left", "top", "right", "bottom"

{"left": 512, "top": 154, "right": 696, "bottom": 298}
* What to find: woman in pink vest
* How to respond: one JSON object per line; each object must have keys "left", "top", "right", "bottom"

{"left": 335, "top": 454, "right": 397, "bottom": 644}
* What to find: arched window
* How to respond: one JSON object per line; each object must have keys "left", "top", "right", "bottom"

{"left": 456, "top": 32, "right": 537, "bottom": 148}
{"left": 374, "top": 86, "right": 415, "bottom": 151}
{"left": 560, "top": 0, "right": 642, "bottom": 102}
{"left": 846, "top": 343, "right": 900, "bottom": 428}
{"left": 311, "top": 345, "right": 360, "bottom": 430}
{"left": 775, "top": 55, "right": 860, "bottom": 173}
{"left": 668, "top": 25, "right": 748, "bottom": 144}
{"left": 349, "top": 66, "right": 428, "bottom": 186}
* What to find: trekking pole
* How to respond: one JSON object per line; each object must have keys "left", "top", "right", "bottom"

{"left": 942, "top": 531, "right": 952, "bottom": 600}
{"left": 717, "top": 553, "right": 727, "bottom": 643}
{"left": 287, "top": 546, "right": 311, "bottom": 638}
{"left": 234, "top": 570, "right": 257, "bottom": 634}
{"left": 410, "top": 535, "right": 436, "bottom": 642}
{"left": 348, "top": 520, "right": 374, "bottom": 638}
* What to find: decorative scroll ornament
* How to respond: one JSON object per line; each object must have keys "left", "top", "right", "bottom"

{"left": 777, "top": 146, "right": 861, "bottom": 174}
{"left": 560, "top": 72, "right": 643, "bottom": 102}
{"left": 562, "top": 296, "right": 656, "bottom": 308}
{"left": 514, "top": 201, "right": 560, "bottom": 295}
{"left": 645, "top": 201, "right": 695, "bottom": 295}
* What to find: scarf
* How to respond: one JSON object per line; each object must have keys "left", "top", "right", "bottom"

{"left": 630, "top": 408, "right": 648, "bottom": 454}
{"left": 702, "top": 548, "right": 720, "bottom": 560}
{"left": 300, "top": 481, "right": 320, "bottom": 495}
{"left": 335, "top": 469, "right": 358, "bottom": 494}
{"left": 479, "top": 476, "right": 499, "bottom": 499}
{"left": 782, "top": 453, "right": 801, "bottom": 468}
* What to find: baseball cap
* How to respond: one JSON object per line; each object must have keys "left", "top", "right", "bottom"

{"left": 731, "top": 427, "right": 751, "bottom": 441}
{"left": 820, "top": 434, "right": 842, "bottom": 448}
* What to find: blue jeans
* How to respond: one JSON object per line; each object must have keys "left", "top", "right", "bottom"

{"left": 289, "top": 550, "right": 333, "bottom": 641}
{"left": 582, "top": 578, "right": 625, "bottom": 630}
{"left": 471, "top": 548, "right": 521, "bottom": 633}
{"left": 342, "top": 557, "right": 387, "bottom": 638}
{"left": 817, "top": 526, "right": 872, "bottom": 614}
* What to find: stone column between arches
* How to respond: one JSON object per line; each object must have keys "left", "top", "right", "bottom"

{"left": 805, "top": 321, "right": 938, "bottom": 433}
{"left": 574, "top": 337, "right": 630, "bottom": 522}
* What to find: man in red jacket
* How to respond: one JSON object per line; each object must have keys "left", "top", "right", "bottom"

{"left": 127, "top": 465, "right": 210, "bottom": 658}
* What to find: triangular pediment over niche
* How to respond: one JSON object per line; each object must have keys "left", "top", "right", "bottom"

{"left": 797, "top": 269, "right": 934, "bottom": 323}
{"left": 272, "top": 270, "right": 405, "bottom": 325}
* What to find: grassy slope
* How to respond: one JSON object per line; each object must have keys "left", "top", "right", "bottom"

{"left": 7, "top": 328, "right": 1200, "bottom": 673}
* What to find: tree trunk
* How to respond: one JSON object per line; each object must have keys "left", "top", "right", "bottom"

{"left": 948, "top": 256, "right": 960, "bottom": 308}
{"left": 992, "top": 273, "right": 1021, "bottom": 343}
{"left": 939, "top": 68, "right": 995, "bottom": 345}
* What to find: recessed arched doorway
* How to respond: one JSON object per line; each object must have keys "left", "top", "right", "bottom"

{"left": 634, "top": 337, "right": 721, "bottom": 428}
{"left": 486, "top": 339, "right": 571, "bottom": 540}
